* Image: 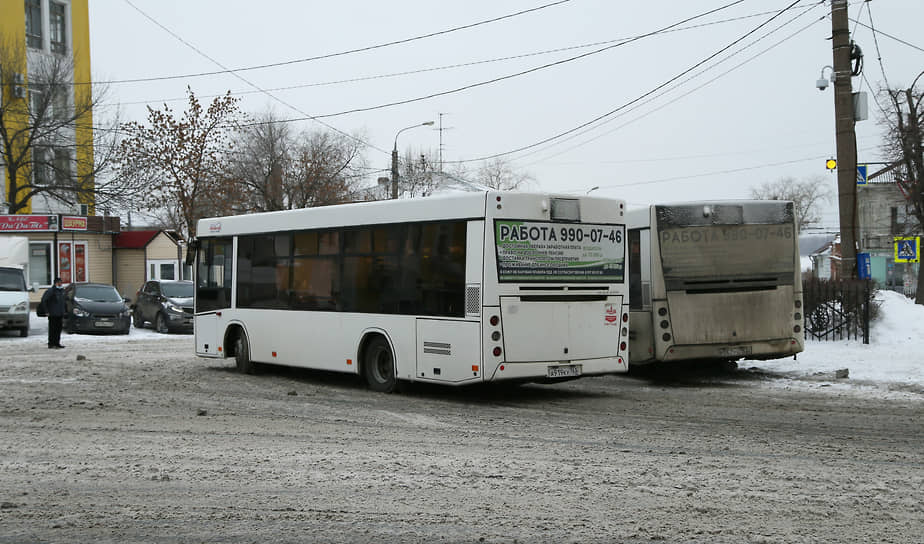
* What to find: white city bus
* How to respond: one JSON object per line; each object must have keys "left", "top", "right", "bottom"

{"left": 626, "top": 200, "right": 804, "bottom": 367}
{"left": 193, "top": 192, "right": 629, "bottom": 391}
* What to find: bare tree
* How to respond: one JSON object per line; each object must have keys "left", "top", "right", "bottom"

{"left": 399, "top": 150, "right": 441, "bottom": 198}
{"left": 750, "top": 176, "right": 832, "bottom": 232}
{"left": 229, "top": 111, "right": 367, "bottom": 210}
{"left": 0, "top": 40, "right": 121, "bottom": 214}
{"left": 116, "top": 88, "right": 244, "bottom": 239}
{"left": 228, "top": 110, "right": 292, "bottom": 213}
{"left": 286, "top": 129, "right": 367, "bottom": 209}
{"left": 473, "top": 157, "right": 534, "bottom": 191}
{"left": 879, "top": 79, "right": 924, "bottom": 303}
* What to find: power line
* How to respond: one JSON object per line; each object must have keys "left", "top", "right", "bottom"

{"left": 594, "top": 154, "right": 835, "bottom": 190}
{"left": 513, "top": 3, "right": 825, "bottom": 167}
{"left": 234, "top": 0, "right": 747, "bottom": 129}
{"left": 90, "top": 0, "right": 573, "bottom": 86}
{"left": 122, "top": 0, "right": 388, "bottom": 156}
{"left": 848, "top": 18, "right": 924, "bottom": 54}
{"left": 111, "top": 7, "right": 797, "bottom": 107}
{"left": 446, "top": 0, "right": 807, "bottom": 165}
{"left": 865, "top": 2, "right": 893, "bottom": 94}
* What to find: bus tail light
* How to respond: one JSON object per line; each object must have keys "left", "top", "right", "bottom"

{"left": 620, "top": 341, "right": 627, "bottom": 352}
{"left": 489, "top": 314, "right": 503, "bottom": 359}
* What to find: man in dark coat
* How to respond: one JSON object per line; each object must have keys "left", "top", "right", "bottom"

{"left": 40, "top": 277, "right": 66, "bottom": 349}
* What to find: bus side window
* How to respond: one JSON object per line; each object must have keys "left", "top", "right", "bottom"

{"left": 629, "top": 229, "right": 642, "bottom": 310}
{"left": 639, "top": 229, "right": 651, "bottom": 308}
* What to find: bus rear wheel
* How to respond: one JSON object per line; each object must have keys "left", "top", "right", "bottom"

{"left": 363, "top": 336, "right": 397, "bottom": 393}
{"left": 235, "top": 332, "right": 257, "bottom": 375}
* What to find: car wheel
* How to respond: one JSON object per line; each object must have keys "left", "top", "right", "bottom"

{"left": 19, "top": 326, "right": 28, "bottom": 338}
{"left": 133, "top": 310, "right": 144, "bottom": 328}
{"left": 363, "top": 336, "right": 397, "bottom": 393}
{"left": 155, "top": 313, "right": 169, "bottom": 334}
{"left": 235, "top": 332, "right": 257, "bottom": 374}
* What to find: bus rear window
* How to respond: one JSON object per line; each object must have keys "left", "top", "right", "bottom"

{"left": 658, "top": 224, "right": 795, "bottom": 288}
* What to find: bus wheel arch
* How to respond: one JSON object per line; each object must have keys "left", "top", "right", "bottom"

{"left": 359, "top": 332, "right": 398, "bottom": 393}
{"left": 225, "top": 324, "right": 258, "bottom": 375}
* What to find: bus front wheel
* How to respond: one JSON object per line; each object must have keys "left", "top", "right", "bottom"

{"left": 363, "top": 336, "right": 397, "bottom": 393}
{"left": 235, "top": 332, "right": 257, "bottom": 375}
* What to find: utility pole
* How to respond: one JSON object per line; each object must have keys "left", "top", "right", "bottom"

{"left": 437, "top": 113, "right": 454, "bottom": 173}
{"left": 831, "top": 0, "right": 859, "bottom": 279}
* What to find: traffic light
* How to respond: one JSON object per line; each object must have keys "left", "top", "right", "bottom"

{"left": 825, "top": 158, "right": 837, "bottom": 170}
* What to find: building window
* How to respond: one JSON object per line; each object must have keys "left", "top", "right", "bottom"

{"left": 53, "top": 148, "right": 71, "bottom": 186}
{"left": 25, "top": 0, "right": 43, "bottom": 49}
{"left": 53, "top": 86, "right": 70, "bottom": 120}
{"left": 149, "top": 260, "right": 177, "bottom": 281}
{"left": 50, "top": 2, "right": 67, "bottom": 54}
{"left": 29, "top": 86, "right": 43, "bottom": 117}
{"left": 29, "top": 242, "right": 52, "bottom": 286}
{"left": 32, "top": 146, "right": 52, "bottom": 186}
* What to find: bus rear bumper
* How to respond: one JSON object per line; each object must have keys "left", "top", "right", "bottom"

{"left": 656, "top": 337, "right": 804, "bottom": 363}
{"left": 486, "top": 356, "right": 628, "bottom": 382}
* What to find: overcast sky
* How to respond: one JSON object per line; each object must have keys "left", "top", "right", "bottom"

{"left": 87, "top": 0, "right": 924, "bottom": 230}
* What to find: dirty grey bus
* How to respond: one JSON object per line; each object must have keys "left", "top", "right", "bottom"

{"left": 626, "top": 200, "right": 804, "bottom": 367}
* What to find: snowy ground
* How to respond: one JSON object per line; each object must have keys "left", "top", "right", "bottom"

{"left": 12, "top": 289, "right": 924, "bottom": 398}
{"left": 743, "top": 290, "right": 924, "bottom": 398}
{"left": 3, "top": 296, "right": 921, "bottom": 543}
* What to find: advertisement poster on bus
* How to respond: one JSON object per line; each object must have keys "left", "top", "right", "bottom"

{"left": 494, "top": 220, "right": 625, "bottom": 282}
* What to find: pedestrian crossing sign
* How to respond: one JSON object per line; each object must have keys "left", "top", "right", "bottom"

{"left": 894, "top": 237, "right": 920, "bottom": 263}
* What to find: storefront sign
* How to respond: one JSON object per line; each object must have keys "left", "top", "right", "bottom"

{"left": 61, "top": 216, "right": 88, "bottom": 230}
{"left": 0, "top": 214, "right": 59, "bottom": 232}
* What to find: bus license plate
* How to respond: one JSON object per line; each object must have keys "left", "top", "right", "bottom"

{"left": 547, "top": 364, "right": 582, "bottom": 378}
{"left": 719, "top": 346, "right": 752, "bottom": 358}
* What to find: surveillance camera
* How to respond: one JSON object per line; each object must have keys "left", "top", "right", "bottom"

{"left": 816, "top": 77, "right": 829, "bottom": 91}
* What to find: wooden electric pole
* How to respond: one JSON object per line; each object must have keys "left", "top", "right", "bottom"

{"left": 831, "top": 0, "right": 859, "bottom": 279}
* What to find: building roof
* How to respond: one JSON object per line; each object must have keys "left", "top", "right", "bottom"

{"left": 113, "top": 230, "right": 161, "bottom": 249}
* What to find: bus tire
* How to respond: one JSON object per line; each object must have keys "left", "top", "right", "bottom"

{"left": 363, "top": 336, "right": 397, "bottom": 393}
{"left": 235, "top": 332, "right": 257, "bottom": 375}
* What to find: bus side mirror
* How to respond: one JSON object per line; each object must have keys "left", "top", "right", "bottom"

{"left": 185, "top": 239, "right": 199, "bottom": 267}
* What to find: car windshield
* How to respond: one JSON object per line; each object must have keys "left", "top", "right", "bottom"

{"left": 161, "top": 282, "right": 193, "bottom": 298}
{"left": 75, "top": 285, "right": 123, "bottom": 302}
{"left": 0, "top": 268, "right": 26, "bottom": 291}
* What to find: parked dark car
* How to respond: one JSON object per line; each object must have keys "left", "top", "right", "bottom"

{"left": 64, "top": 283, "right": 132, "bottom": 334}
{"left": 133, "top": 280, "right": 193, "bottom": 333}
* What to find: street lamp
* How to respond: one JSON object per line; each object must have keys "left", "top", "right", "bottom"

{"left": 586, "top": 186, "right": 599, "bottom": 195}
{"left": 392, "top": 121, "right": 435, "bottom": 199}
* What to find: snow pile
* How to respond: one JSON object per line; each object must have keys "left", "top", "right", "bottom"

{"left": 746, "top": 289, "right": 924, "bottom": 391}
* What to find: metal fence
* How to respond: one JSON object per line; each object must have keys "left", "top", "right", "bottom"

{"left": 802, "top": 278, "right": 874, "bottom": 343}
